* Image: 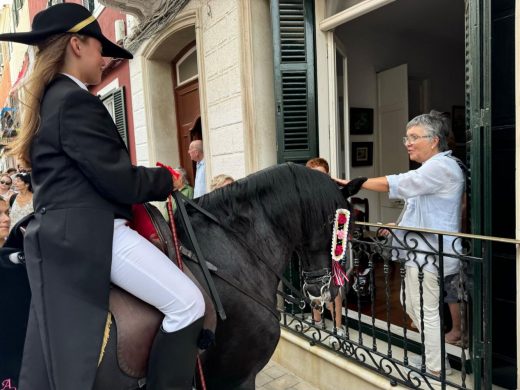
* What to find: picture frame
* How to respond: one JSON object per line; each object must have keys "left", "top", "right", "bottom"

{"left": 349, "top": 108, "right": 373, "bottom": 135}
{"left": 351, "top": 142, "right": 373, "bottom": 167}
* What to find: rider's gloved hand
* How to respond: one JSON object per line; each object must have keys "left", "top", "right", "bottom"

{"left": 156, "top": 162, "right": 181, "bottom": 181}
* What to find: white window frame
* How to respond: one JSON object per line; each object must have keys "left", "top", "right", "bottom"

{"left": 175, "top": 46, "right": 198, "bottom": 87}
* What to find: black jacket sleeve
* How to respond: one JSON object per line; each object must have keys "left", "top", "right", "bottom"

{"left": 59, "top": 89, "right": 173, "bottom": 204}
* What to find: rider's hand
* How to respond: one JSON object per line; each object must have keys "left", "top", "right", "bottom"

{"left": 156, "top": 162, "right": 181, "bottom": 181}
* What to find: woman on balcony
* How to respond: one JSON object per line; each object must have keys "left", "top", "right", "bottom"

{"left": 338, "top": 112, "right": 465, "bottom": 376}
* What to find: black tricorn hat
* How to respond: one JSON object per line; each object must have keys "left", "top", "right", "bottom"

{"left": 0, "top": 3, "right": 132, "bottom": 59}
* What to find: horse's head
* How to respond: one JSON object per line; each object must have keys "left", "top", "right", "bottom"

{"left": 195, "top": 163, "right": 365, "bottom": 308}
{"left": 298, "top": 174, "right": 367, "bottom": 307}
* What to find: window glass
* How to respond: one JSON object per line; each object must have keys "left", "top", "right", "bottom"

{"left": 103, "top": 97, "right": 115, "bottom": 122}
{"left": 176, "top": 47, "right": 198, "bottom": 86}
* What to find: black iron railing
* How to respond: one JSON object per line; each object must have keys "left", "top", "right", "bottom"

{"left": 278, "top": 222, "right": 518, "bottom": 390}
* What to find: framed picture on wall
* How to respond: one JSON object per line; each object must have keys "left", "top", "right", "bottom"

{"left": 349, "top": 108, "right": 374, "bottom": 135}
{"left": 351, "top": 142, "right": 373, "bottom": 167}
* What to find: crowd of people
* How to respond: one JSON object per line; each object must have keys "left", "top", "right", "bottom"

{"left": 0, "top": 167, "right": 34, "bottom": 242}
{"left": 0, "top": 167, "right": 33, "bottom": 389}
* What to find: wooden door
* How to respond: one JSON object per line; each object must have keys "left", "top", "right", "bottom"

{"left": 174, "top": 79, "right": 200, "bottom": 186}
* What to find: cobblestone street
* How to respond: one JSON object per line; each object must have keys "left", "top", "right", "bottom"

{"left": 255, "top": 360, "right": 318, "bottom": 390}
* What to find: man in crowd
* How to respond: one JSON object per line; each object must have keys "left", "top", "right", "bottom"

{"left": 189, "top": 140, "right": 206, "bottom": 197}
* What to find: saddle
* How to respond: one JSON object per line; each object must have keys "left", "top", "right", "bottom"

{"left": 105, "top": 203, "right": 217, "bottom": 379}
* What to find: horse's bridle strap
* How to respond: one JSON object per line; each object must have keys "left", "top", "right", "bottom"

{"left": 173, "top": 190, "right": 226, "bottom": 320}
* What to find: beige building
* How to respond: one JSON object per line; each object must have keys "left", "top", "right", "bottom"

{"left": 107, "top": 0, "right": 277, "bottom": 188}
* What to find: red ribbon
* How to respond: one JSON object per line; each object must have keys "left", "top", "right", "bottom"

{"left": 332, "top": 261, "right": 349, "bottom": 286}
{"left": 156, "top": 162, "right": 181, "bottom": 181}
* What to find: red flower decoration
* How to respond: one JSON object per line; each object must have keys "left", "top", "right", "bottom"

{"left": 338, "top": 214, "right": 347, "bottom": 224}
{"left": 334, "top": 245, "right": 343, "bottom": 256}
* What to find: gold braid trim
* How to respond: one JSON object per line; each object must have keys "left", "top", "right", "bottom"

{"left": 98, "top": 312, "right": 112, "bottom": 367}
{"left": 67, "top": 16, "right": 96, "bottom": 33}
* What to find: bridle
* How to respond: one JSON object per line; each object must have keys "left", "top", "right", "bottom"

{"left": 302, "top": 267, "right": 333, "bottom": 313}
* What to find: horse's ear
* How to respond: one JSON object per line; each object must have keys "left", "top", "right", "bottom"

{"left": 340, "top": 177, "right": 367, "bottom": 198}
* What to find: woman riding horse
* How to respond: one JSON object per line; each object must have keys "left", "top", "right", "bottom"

{"left": 0, "top": 4, "right": 204, "bottom": 390}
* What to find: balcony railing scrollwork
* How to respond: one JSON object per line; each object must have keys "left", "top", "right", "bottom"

{"left": 278, "top": 222, "right": 519, "bottom": 389}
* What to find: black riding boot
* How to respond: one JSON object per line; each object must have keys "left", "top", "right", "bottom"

{"left": 147, "top": 317, "right": 204, "bottom": 390}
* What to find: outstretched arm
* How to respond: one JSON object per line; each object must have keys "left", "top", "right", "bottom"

{"left": 336, "top": 176, "right": 389, "bottom": 193}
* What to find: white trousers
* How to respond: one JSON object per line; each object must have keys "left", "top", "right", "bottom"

{"left": 110, "top": 219, "right": 205, "bottom": 332}
{"left": 402, "top": 266, "right": 442, "bottom": 372}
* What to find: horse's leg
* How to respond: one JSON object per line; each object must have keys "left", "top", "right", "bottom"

{"left": 201, "top": 287, "right": 281, "bottom": 390}
{"left": 92, "top": 320, "right": 144, "bottom": 390}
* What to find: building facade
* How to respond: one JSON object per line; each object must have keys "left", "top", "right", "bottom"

{"left": 101, "top": 0, "right": 518, "bottom": 388}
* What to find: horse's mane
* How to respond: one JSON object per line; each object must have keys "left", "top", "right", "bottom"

{"left": 196, "top": 163, "right": 348, "bottom": 241}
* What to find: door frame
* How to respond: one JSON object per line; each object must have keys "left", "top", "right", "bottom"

{"left": 172, "top": 41, "right": 200, "bottom": 186}
{"left": 327, "top": 32, "right": 350, "bottom": 179}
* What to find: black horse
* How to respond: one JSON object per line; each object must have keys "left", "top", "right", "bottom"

{"left": 2, "top": 163, "right": 363, "bottom": 389}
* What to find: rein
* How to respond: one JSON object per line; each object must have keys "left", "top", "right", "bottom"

{"left": 171, "top": 192, "right": 310, "bottom": 318}
{"left": 169, "top": 192, "right": 342, "bottom": 321}
{"left": 173, "top": 191, "right": 227, "bottom": 320}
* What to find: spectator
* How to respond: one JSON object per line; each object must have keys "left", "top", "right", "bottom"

{"left": 338, "top": 112, "right": 464, "bottom": 375}
{"left": 305, "top": 158, "right": 344, "bottom": 334}
{"left": 160, "top": 167, "right": 194, "bottom": 221}
{"left": 0, "top": 198, "right": 28, "bottom": 390}
{"left": 210, "top": 174, "right": 234, "bottom": 191}
{"left": 9, "top": 173, "right": 33, "bottom": 231}
{"left": 428, "top": 110, "right": 465, "bottom": 346}
{"left": 173, "top": 167, "right": 194, "bottom": 198}
{"left": 188, "top": 140, "right": 206, "bottom": 197}
{"left": 0, "top": 197, "right": 10, "bottom": 244}
{"left": 5, "top": 168, "right": 17, "bottom": 182}
{"left": 0, "top": 174, "right": 14, "bottom": 202}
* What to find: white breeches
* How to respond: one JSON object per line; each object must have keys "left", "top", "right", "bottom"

{"left": 110, "top": 219, "right": 205, "bottom": 333}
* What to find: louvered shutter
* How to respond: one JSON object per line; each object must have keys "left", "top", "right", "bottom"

{"left": 113, "top": 87, "right": 128, "bottom": 147}
{"left": 101, "top": 87, "right": 128, "bottom": 147}
{"left": 271, "top": 0, "right": 317, "bottom": 164}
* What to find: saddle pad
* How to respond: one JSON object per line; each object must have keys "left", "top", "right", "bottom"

{"left": 109, "top": 286, "right": 162, "bottom": 378}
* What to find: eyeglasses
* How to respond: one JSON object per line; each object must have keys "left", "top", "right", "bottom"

{"left": 0, "top": 181, "right": 11, "bottom": 185}
{"left": 402, "top": 135, "right": 431, "bottom": 145}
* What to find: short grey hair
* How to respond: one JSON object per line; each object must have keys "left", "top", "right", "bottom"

{"left": 406, "top": 113, "right": 450, "bottom": 152}
{"left": 174, "top": 167, "right": 189, "bottom": 185}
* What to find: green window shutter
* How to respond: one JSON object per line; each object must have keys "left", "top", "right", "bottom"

{"left": 113, "top": 87, "right": 128, "bottom": 147}
{"left": 101, "top": 86, "right": 128, "bottom": 147}
{"left": 271, "top": 0, "right": 317, "bottom": 164}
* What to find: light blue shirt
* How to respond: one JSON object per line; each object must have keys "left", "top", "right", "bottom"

{"left": 193, "top": 159, "right": 206, "bottom": 198}
{"left": 386, "top": 151, "right": 465, "bottom": 276}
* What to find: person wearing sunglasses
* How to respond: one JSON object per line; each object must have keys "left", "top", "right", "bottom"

{"left": 338, "top": 112, "right": 465, "bottom": 376}
{"left": 0, "top": 174, "right": 14, "bottom": 203}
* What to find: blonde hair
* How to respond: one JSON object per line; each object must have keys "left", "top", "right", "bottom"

{"left": 210, "top": 174, "right": 234, "bottom": 191}
{"left": 9, "top": 33, "right": 83, "bottom": 166}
